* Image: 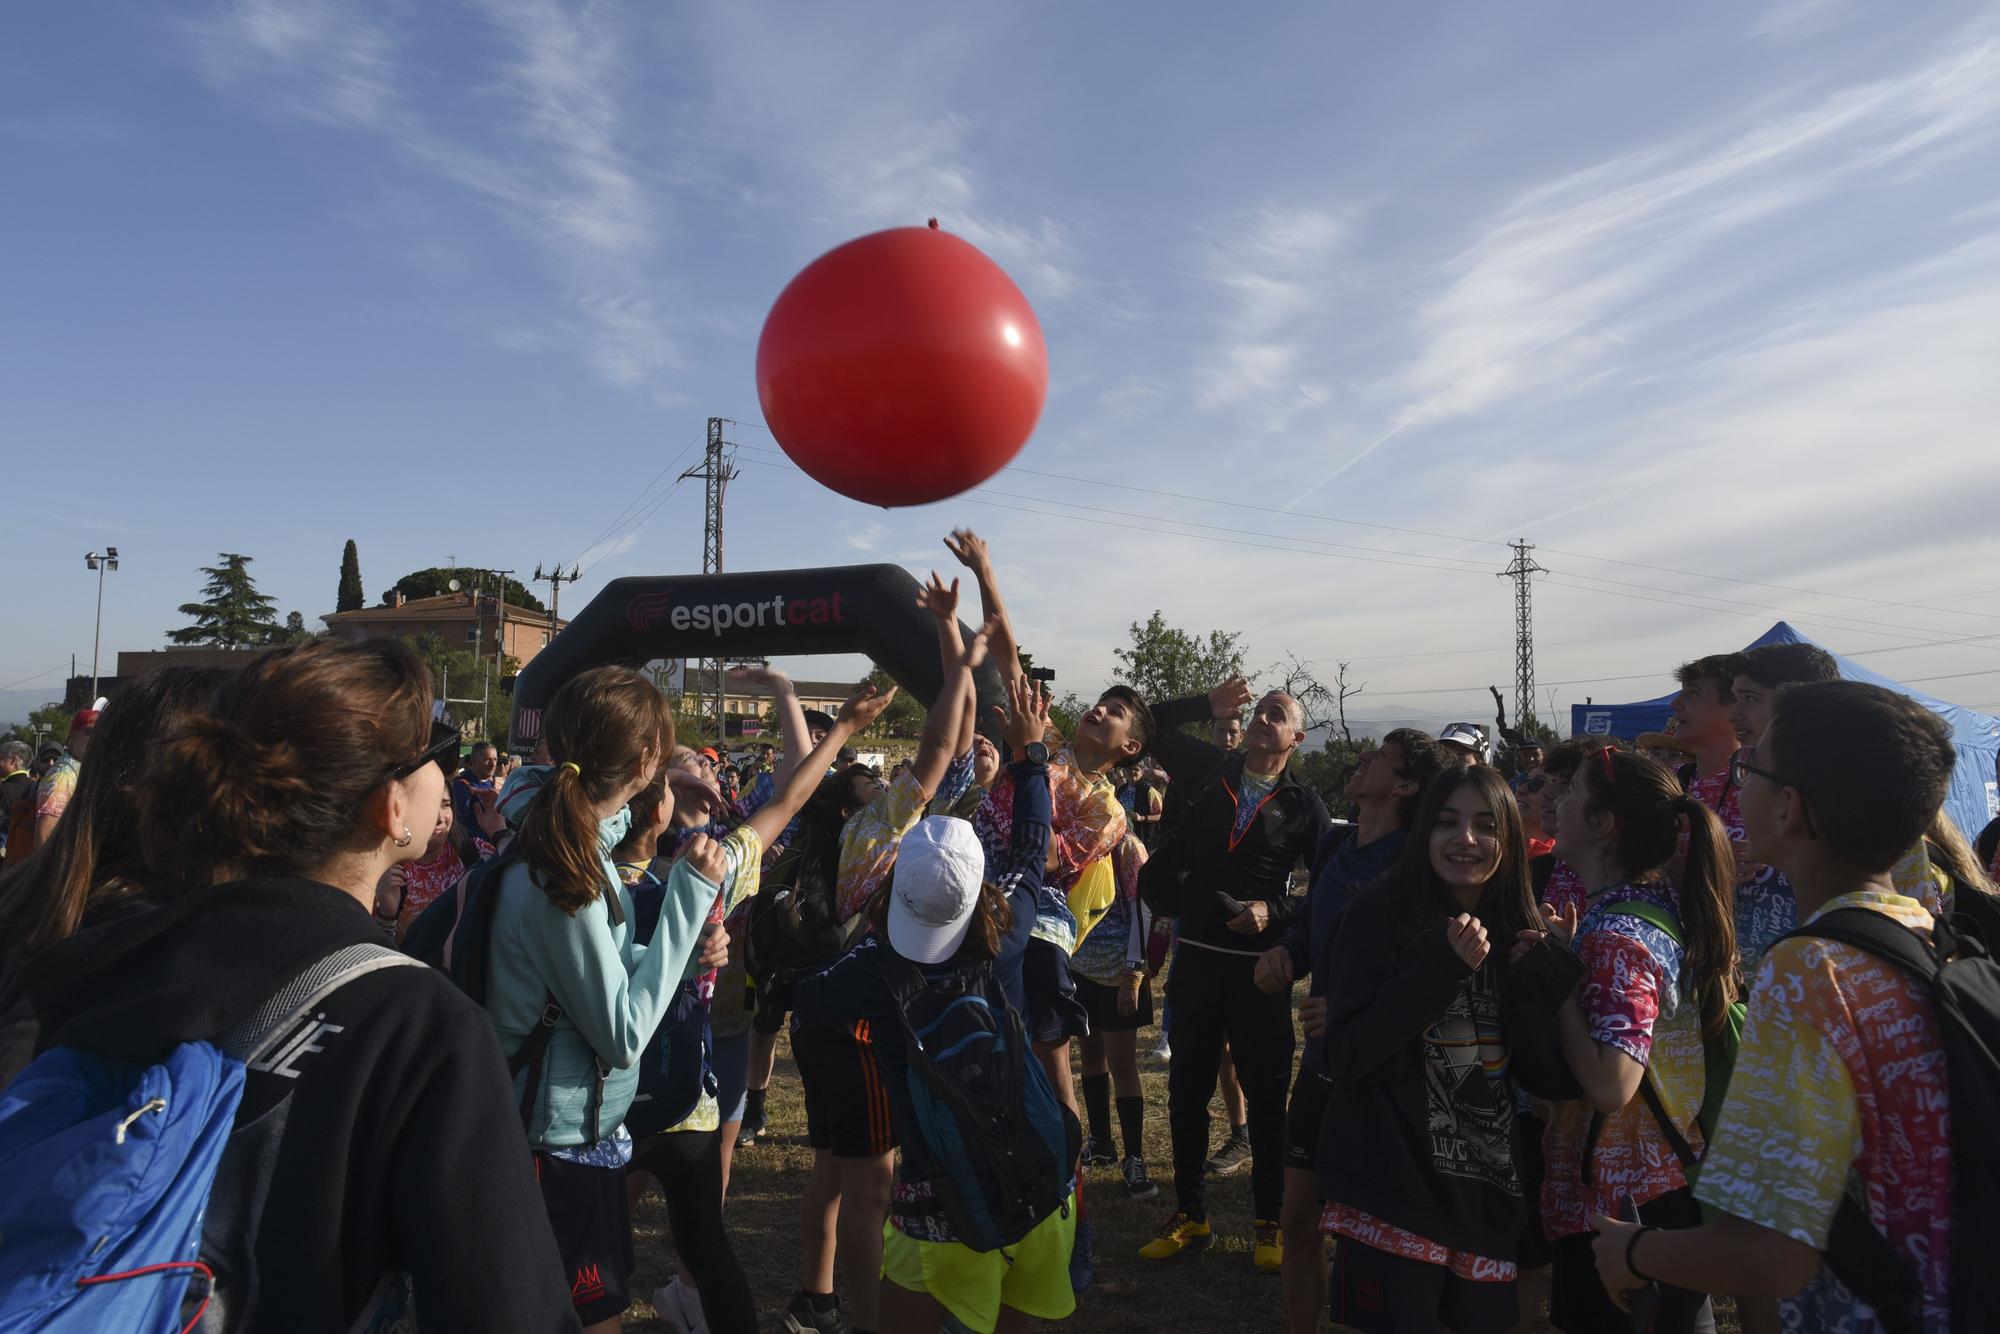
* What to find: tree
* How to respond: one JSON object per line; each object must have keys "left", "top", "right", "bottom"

{"left": 860, "top": 665, "right": 926, "bottom": 739}
{"left": 1047, "top": 691, "right": 1088, "bottom": 745}
{"left": 337, "top": 539, "right": 365, "bottom": 613}
{"left": 7, "top": 702, "right": 72, "bottom": 749}
{"left": 169, "top": 554, "right": 281, "bottom": 647}
{"left": 406, "top": 632, "right": 519, "bottom": 744}
{"left": 384, "top": 567, "right": 544, "bottom": 613}
{"left": 1111, "top": 611, "right": 1246, "bottom": 706}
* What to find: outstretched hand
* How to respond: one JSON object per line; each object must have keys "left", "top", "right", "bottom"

{"left": 837, "top": 682, "right": 898, "bottom": 733}
{"left": 915, "top": 572, "right": 960, "bottom": 621}
{"left": 957, "top": 616, "right": 999, "bottom": 672}
{"left": 727, "top": 664, "right": 791, "bottom": 692}
{"left": 1210, "top": 675, "right": 1254, "bottom": 720}
{"left": 943, "top": 528, "right": 993, "bottom": 577}
{"left": 998, "top": 670, "right": 1050, "bottom": 754}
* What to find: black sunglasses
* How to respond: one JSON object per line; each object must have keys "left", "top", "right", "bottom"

{"left": 390, "top": 721, "right": 463, "bottom": 780}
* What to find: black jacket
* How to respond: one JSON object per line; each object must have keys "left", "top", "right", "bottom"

{"left": 23, "top": 877, "right": 580, "bottom": 1334}
{"left": 1315, "top": 880, "right": 1580, "bottom": 1261}
{"left": 1139, "top": 695, "right": 1331, "bottom": 952}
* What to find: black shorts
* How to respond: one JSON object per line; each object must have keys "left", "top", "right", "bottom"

{"left": 1331, "top": 1236, "right": 1518, "bottom": 1334}
{"left": 1550, "top": 1187, "right": 1712, "bottom": 1334}
{"left": 532, "top": 1151, "right": 635, "bottom": 1327}
{"left": 1023, "top": 936, "right": 1091, "bottom": 1044}
{"left": 792, "top": 1018, "right": 896, "bottom": 1158}
{"left": 1073, "top": 972, "right": 1153, "bottom": 1033}
{"left": 1284, "top": 1066, "right": 1331, "bottom": 1171}
{"left": 753, "top": 982, "right": 789, "bottom": 1035}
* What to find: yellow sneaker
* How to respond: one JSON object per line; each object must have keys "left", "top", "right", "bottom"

{"left": 1138, "top": 1211, "right": 1213, "bottom": 1261}
{"left": 1253, "top": 1219, "right": 1283, "bottom": 1273}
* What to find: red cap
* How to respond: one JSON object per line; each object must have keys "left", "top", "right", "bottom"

{"left": 70, "top": 709, "right": 101, "bottom": 732}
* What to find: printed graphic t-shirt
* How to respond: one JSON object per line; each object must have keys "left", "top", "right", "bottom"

{"left": 1694, "top": 889, "right": 1950, "bottom": 1334}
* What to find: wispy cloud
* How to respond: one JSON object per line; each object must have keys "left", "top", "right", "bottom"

{"left": 175, "top": 0, "right": 679, "bottom": 390}
{"left": 1288, "top": 15, "right": 2000, "bottom": 506}
{"left": 1194, "top": 205, "right": 1350, "bottom": 416}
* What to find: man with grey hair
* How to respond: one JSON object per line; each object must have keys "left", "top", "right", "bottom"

{"left": 1135, "top": 677, "right": 1330, "bottom": 1273}
{"left": 0, "top": 740, "right": 34, "bottom": 868}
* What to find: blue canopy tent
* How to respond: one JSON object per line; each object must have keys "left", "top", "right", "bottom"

{"left": 1571, "top": 621, "right": 2000, "bottom": 840}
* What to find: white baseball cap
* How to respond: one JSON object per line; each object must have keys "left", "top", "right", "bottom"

{"left": 886, "top": 816, "right": 988, "bottom": 964}
{"left": 1438, "top": 723, "right": 1486, "bottom": 755}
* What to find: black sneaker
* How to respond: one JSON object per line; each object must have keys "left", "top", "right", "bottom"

{"left": 781, "top": 1291, "right": 851, "bottom": 1334}
{"left": 1204, "top": 1130, "right": 1252, "bottom": 1176}
{"left": 1123, "top": 1155, "right": 1159, "bottom": 1200}
{"left": 1081, "top": 1134, "right": 1117, "bottom": 1168}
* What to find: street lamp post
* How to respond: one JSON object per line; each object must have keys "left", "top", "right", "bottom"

{"left": 84, "top": 547, "right": 119, "bottom": 700}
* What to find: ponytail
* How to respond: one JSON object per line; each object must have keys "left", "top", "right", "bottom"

{"left": 1672, "top": 794, "right": 1740, "bottom": 1039}
{"left": 515, "top": 667, "right": 672, "bottom": 916}
{"left": 1582, "top": 752, "right": 1740, "bottom": 1038}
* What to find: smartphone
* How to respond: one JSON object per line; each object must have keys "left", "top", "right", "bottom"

{"left": 1620, "top": 1195, "right": 1662, "bottom": 1330}
{"left": 1214, "top": 891, "right": 1250, "bottom": 919}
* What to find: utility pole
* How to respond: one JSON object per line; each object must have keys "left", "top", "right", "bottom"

{"left": 679, "top": 417, "right": 737, "bottom": 739}
{"left": 532, "top": 563, "right": 580, "bottom": 636}
{"left": 1497, "top": 540, "right": 1546, "bottom": 736}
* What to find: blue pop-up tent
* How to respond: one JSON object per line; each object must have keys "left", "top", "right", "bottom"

{"left": 1572, "top": 621, "right": 2000, "bottom": 839}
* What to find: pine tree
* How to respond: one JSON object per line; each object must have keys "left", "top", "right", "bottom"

{"left": 337, "top": 539, "right": 365, "bottom": 613}
{"left": 169, "top": 553, "right": 282, "bottom": 647}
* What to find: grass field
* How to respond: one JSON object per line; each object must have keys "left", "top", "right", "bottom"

{"left": 625, "top": 1034, "right": 1739, "bottom": 1333}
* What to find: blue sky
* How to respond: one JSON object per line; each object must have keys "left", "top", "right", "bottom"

{"left": 8, "top": 0, "right": 2000, "bottom": 731}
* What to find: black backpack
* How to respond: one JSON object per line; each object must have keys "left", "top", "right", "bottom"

{"left": 873, "top": 948, "right": 1080, "bottom": 1252}
{"left": 1784, "top": 908, "right": 2000, "bottom": 1334}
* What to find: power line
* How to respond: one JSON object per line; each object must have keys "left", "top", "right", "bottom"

{"left": 0, "top": 663, "right": 67, "bottom": 694}
{"left": 729, "top": 426, "right": 2000, "bottom": 627}
{"left": 564, "top": 432, "right": 705, "bottom": 570}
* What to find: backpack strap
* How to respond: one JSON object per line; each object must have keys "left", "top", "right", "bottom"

{"left": 1779, "top": 908, "right": 1934, "bottom": 1334}
{"left": 1602, "top": 899, "right": 1684, "bottom": 947}
{"left": 216, "top": 943, "right": 424, "bottom": 1064}
{"left": 505, "top": 990, "right": 611, "bottom": 1145}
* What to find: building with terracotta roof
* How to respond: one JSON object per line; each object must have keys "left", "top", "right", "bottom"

{"left": 321, "top": 590, "right": 567, "bottom": 665}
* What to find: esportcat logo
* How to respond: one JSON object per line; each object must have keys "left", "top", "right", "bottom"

{"left": 626, "top": 589, "right": 847, "bottom": 635}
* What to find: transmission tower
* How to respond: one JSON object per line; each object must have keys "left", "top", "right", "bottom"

{"left": 679, "top": 417, "right": 738, "bottom": 735}
{"left": 1497, "top": 540, "right": 1546, "bottom": 734}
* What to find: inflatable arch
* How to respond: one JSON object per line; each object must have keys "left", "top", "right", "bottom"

{"left": 510, "top": 564, "right": 1008, "bottom": 747}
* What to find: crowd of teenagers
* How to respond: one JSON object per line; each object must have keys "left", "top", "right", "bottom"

{"left": 1, "top": 528, "right": 1996, "bottom": 1334}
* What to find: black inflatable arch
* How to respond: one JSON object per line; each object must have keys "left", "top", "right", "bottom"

{"left": 510, "top": 564, "right": 1006, "bottom": 748}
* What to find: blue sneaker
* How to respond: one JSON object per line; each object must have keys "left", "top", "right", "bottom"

{"left": 1069, "top": 1215, "right": 1097, "bottom": 1294}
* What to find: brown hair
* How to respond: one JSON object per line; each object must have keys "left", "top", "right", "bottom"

{"left": 515, "top": 667, "right": 673, "bottom": 915}
{"left": 1386, "top": 763, "right": 1544, "bottom": 946}
{"left": 864, "top": 871, "right": 1016, "bottom": 960}
{"left": 1579, "top": 749, "right": 1739, "bottom": 1038}
{"left": 136, "top": 640, "right": 432, "bottom": 879}
{"left": 0, "top": 666, "right": 233, "bottom": 955}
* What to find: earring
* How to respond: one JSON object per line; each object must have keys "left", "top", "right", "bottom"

{"left": 394, "top": 826, "right": 413, "bottom": 848}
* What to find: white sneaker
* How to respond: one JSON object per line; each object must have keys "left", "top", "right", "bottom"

{"left": 653, "top": 1277, "right": 709, "bottom": 1334}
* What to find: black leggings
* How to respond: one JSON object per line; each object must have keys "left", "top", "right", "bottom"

{"left": 628, "top": 1128, "right": 757, "bottom": 1334}
{"left": 1165, "top": 943, "right": 1294, "bottom": 1220}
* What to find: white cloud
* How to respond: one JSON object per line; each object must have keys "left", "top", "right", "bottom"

{"left": 176, "top": 0, "right": 680, "bottom": 392}
{"left": 1194, "top": 205, "right": 1351, "bottom": 415}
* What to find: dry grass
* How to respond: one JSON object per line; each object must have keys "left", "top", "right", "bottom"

{"left": 625, "top": 1034, "right": 1738, "bottom": 1333}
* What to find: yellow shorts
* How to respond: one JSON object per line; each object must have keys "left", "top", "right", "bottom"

{"left": 881, "top": 1197, "right": 1078, "bottom": 1333}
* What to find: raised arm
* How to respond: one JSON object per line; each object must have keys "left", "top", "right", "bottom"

{"left": 916, "top": 572, "right": 978, "bottom": 762}
{"left": 742, "top": 681, "right": 899, "bottom": 851}
{"left": 734, "top": 665, "right": 810, "bottom": 790}
{"left": 1149, "top": 675, "right": 1254, "bottom": 783}
{"left": 945, "top": 529, "right": 1023, "bottom": 692}
{"left": 908, "top": 614, "right": 996, "bottom": 799}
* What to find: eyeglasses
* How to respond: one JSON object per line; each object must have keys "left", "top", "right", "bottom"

{"left": 391, "top": 721, "right": 463, "bottom": 780}
{"left": 1729, "top": 754, "right": 1818, "bottom": 837}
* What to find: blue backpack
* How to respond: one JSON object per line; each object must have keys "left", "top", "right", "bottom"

{"left": 873, "top": 950, "right": 1080, "bottom": 1252}
{"left": 0, "top": 944, "right": 421, "bottom": 1333}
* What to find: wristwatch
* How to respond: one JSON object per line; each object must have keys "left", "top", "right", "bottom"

{"left": 1014, "top": 740, "right": 1050, "bottom": 765}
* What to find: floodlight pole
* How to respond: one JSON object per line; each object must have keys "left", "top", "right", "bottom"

{"left": 84, "top": 547, "right": 119, "bottom": 700}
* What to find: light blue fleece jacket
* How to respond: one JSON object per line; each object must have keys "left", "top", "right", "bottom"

{"left": 484, "top": 776, "right": 722, "bottom": 1148}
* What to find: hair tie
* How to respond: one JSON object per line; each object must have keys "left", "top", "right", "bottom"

{"left": 561, "top": 762, "right": 581, "bottom": 777}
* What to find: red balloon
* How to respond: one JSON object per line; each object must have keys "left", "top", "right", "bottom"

{"left": 756, "top": 225, "right": 1048, "bottom": 508}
